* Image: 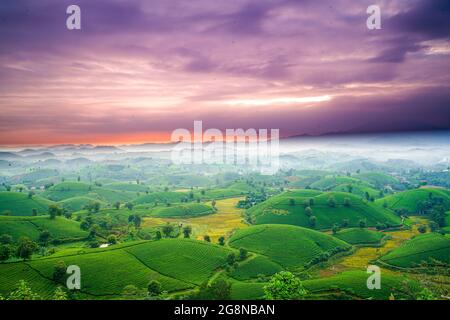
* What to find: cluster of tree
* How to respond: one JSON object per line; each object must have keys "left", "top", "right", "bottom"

{"left": 243, "top": 211, "right": 256, "bottom": 224}
{"left": 237, "top": 192, "right": 268, "bottom": 209}
{"left": 307, "top": 246, "right": 347, "bottom": 267}
{"left": 263, "top": 271, "right": 308, "bottom": 300}
{"left": 48, "top": 204, "right": 64, "bottom": 219}
{"left": 155, "top": 223, "right": 195, "bottom": 239}
{"left": 327, "top": 196, "right": 337, "bottom": 207}
{"left": 332, "top": 224, "right": 340, "bottom": 234}
{"left": 364, "top": 192, "right": 375, "bottom": 202}
{"left": 0, "top": 235, "right": 39, "bottom": 261}
{"left": 0, "top": 280, "right": 68, "bottom": 300}
{"left": 83, "top": 201, "right": 101, "bottom": 213}
{"left": 191, "top": 279, "right": 231, "bottom": 300}
{"left": 128, "top": 214, "right": 142, "bottom": 228}
{"left": 125, "top": 202, "right": 134, "bottom": 210}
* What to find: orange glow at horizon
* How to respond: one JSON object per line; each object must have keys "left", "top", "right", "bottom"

{"left": 0, "top": 132, "right": 172, "bottom": 147}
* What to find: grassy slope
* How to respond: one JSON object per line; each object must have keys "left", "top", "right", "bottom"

{"left": 379, "top": 233, "right": 450, "bottom": 268}
{"left": 125, "top": 239, "right": 233, "bottom": 285}
{"left": 0, "top": 238, "right": 232, "bottom": 297}
{"left": 303, "top": 270, "right": 418, "bottom": 300}
{"left": 310, "top": 176, "right": 365, "bottom": 190}
{"left": 58, "top": 196, "right": 106, "bottom": 212}
{"left": 376, "top": 188, "right": 450, "bottom": 213}
{"left": 229, "top": 224, "right": 351, "bottom": 269}
{"left": 331, "top": 183, "right": 380, "bottom": 199}
{"left": 0, "top": 216, "right": 88, "bottom": 242}
{"left": 132, "top": 191, "right": 187, "bottom": 205}
{"left": 443, "top": 212, "right": 450, "bottom": 233}
{"left": 103, "top": 182, "right": 149, "bottom": 193}
{"left": 147, "top": 203, "right": 215, "bottom": 218}
{"left": 0, "top": 192, "right": 55, "bottom": 216}
{"left": 42, "top": 182, "right": 136, "bottom": 203}
{"left": 230, "top": 255, "right": 283, "bottom": 280}
{"left": 334, "top": 228, "right": 385, "bottom": 245}
{"left": 249, "top": 190, "right": 401, "bottom": 229}
{"left": 354, "top": 172, "right": 400, "bottom": 188}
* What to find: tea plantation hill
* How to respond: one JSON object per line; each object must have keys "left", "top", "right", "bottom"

{"left": 247, "top": 190, "right": 401, "bottom": 230}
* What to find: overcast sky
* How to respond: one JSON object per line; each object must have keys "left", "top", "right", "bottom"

{"left": 0, "top": 0, "right": 449, "bottom": 145}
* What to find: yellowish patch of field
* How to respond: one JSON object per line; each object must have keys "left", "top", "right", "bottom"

{"left": 142, "top": 197, "right": 247, "bottom": 243}
{"left": 320, "top": 217, "right": 429, "bottom": 276}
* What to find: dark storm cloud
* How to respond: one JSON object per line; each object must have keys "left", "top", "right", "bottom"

{"left": 387, "top": 0, "right": 450, "bottom": 39}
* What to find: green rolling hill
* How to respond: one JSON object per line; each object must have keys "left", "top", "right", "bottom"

{"left": 230, "top": 255, "right": 283, "bottom": 280}
{"left": 58, "top": 196, "right": 107, "bottom": 212}
{"left": 41, "top": 182, "right": 136, "bottom": 203}
{"left": 103, "top": 182, "right": 150, "bottom": 193}
{"left": 303, "top": 270, "right": 419, "bottom": 300}
{"left": 376, "top": 188, "right": 450, "bottom": 213}
{"left": 0, "top": 216, "right": 88, "bottom": 242}
{"left": 229, "top": 224, "right": 351, "bottom": 270}
{"left": 354, "top": 172, "right": 400, "bottom": 188}
{"left": 0, "top": 192, "right": 55, "bottom": 216}
{"left": 310, "top": 176, "right": 364, "bottom": 190}
{"left": 247, "top": 190, "right": 401, "bottom": 230}
{"left": 132, "top": 191, "right": 187, "bottom": 206}
{"left": 334, "top": 228, "right": 385, "bottom": 245}
{"left": 0, "top": 238, "right": 233, "bottom": 298}
{"left": 147, "top": 203, "right": 215, "bottom": 218}
{"left": 379, "top": 233, "right": 450, "bottom": 268}
{"left": 308, "top": 175, "right": 382, "bottom": 199}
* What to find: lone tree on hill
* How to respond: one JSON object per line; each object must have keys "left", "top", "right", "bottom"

{"left": 148, "top": 280, "right": 162, "bottom": 296}
{"left": 264, "top": 271, "right": 308, "bottom": 300}
{"left": 15, "top": 237, "right": 38, "bottom": 260}
{"left": 418, "top": 225, "right": 427, "bottom": 234}
{"left": 0, "top": 234, "right": 12, "bottom": 245}
{"left": 125, "top": 202, "right": 134, "bottom": 210}
{"left": 239, "top": 248, "right": 248, "bottom": 261}
{"left": 182, "top": 226, "right": 192, "bottom": 238}
{"left": 107, "top": 234, "right": 117, "bottom": 244}
{"left": 341, "top": 219, "right": 349, "bottom": 228}
{"left": 38, "top": 230, "right": 51, "bottom": 246}
{"left": 227, "top": 252, "right": 236, "bottom": 265}
{"left": 305, "top": 207, "right": 313, "bottom": 217}
{"left": 309, "top": 216, "right": 317, "bottom": 228}
{"left": 0, "top": 245, "right": 11, "bottom": 262}
{"left": 52, "top": 261, "right": 67, "bottom": 282}
{"left": 161, "top": 224, "right": 174, "bottom": 238}
{"left": 332, "top": 224, "right": 340, "bottom": 235}
{"left": 48, "top": 204, "right": 62, "bottom": 219}
{"left": 327, "top": 197, "right": 336, "bottom": 208}
{"left": 359, "top": 219, "right": 367, "bottom": 229}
